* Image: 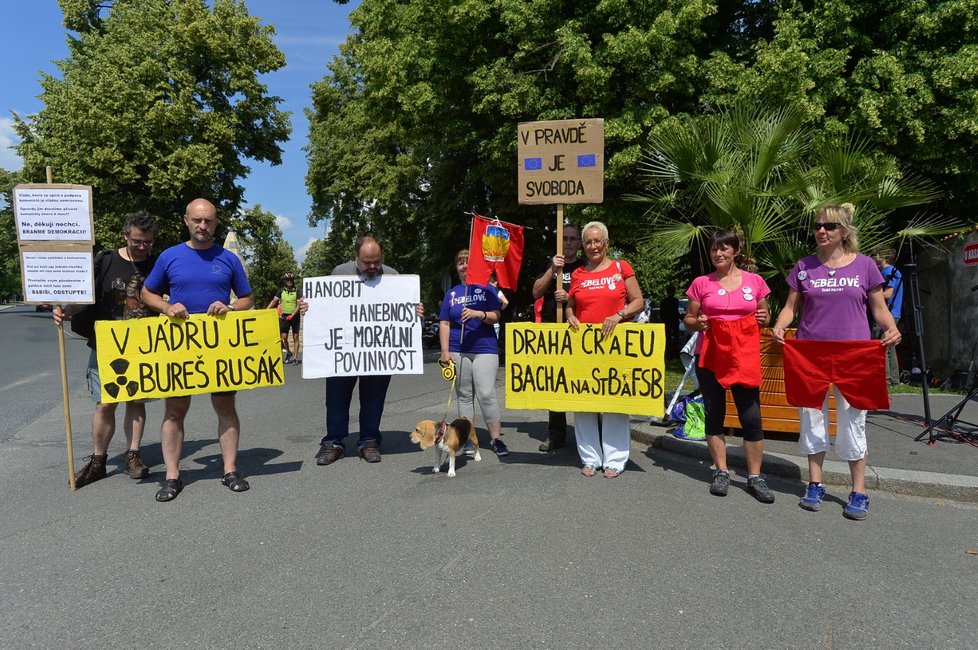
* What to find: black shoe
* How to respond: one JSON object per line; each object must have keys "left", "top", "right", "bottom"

{"left": 539, "top": 437, "right": 566, "bottom": 452}
{"left": 359, "top": 440, "right": 382, "bottom": 463}
{"left": 74, "top": 454, "right": 108, "bottom": 488}
{"left": 748, "top": 475, "right": 775, "bottom": 504}
{"left": 709, "top": 470, "right": 729, "bottom": 497}
{"left": 315, "top": 443, "right": 345, "bottom": 466}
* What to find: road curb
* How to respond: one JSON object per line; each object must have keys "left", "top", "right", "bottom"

{"left": 631, "top": 428, "right": 978, "bottom": 503}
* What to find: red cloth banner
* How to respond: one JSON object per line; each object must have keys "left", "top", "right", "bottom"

{"left": 698, "top": 314, "right": 762, "bottom": 389}
{"left": 783, "top": 339, "right": 888, "bottom": 410}
{"left": 465, "top": 215, "right": 524, "bottom": 290}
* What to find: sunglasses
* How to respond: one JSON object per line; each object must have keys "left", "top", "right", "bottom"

{"left": 813, "top": 222, "right": 840, "bottom": 232}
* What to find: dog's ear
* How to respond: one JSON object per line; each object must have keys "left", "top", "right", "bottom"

{"left": 413, "top": 420, "right": 437, "bottom": 449}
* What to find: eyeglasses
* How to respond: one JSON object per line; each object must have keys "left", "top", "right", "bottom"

{"left": 813, "top": 222, "right": 840, "bottom": 232}
{"left": 583, "top": 239, "right": 607, "bottom": 247}
{"left": 126, "top": 237, "right": 155, "bottom": 248}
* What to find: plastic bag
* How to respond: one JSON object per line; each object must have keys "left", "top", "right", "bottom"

{"left": 671, "top": 394, "right": 705, "bottom": 440}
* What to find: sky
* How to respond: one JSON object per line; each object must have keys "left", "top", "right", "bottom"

{"left": 0, "top": 0, "right": 361, "bottom": 261}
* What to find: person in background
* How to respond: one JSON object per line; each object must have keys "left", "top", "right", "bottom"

{"left": 871, "top": 249, "right": 903, "bottom": 386}
{"left": 565, "top": 221, "right": 644, "bottom": 478}
{"left": 488, "top": 272, "right": 509, "bottom": 339}
{"left": 660, "top": 285, "right": 681, "bottom": 360}
{"left": 439, "top": 249, "right": 507, "bottom": 456}
{"left": 684, "top": 230, "right": 774, "bottom": 503}
{"left": 772, "top": 204, "right": 900, "bottom": 520}
{"left": 267, "top": 272, "right": 302, "bottom": 365}
{"left": 531, "top": 224, "right": 585, "bottom": 451}
{"left": 53, "top": 211, "right": 159, "bottom": 487}
{"left": 141, "top": 198, "right": 255, "bottom": 502}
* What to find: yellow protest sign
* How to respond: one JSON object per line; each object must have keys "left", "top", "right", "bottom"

{"left": 94, "top": 310, "right": 283, "bottom": 403}
{"left": 505, "top": 323, "right": 665, "bottom": 416}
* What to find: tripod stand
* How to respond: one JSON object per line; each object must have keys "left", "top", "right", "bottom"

{"left": 915, "top": 384, "right": 978, "bottom": 444}
{"left": 915, "top": 278, "right": 978, "bottom": 445}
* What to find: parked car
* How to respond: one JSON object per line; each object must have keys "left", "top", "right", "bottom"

{"left": 35, "top": 304, "right": 54, "bottom": 312}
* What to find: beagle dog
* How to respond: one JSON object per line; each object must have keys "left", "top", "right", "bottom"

{"left": 410, "top": 417, "right": 481, "bottom": 477}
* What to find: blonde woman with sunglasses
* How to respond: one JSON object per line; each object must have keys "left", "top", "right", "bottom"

{"left": 772, "top": 204, "right": 900, "bottom": 520}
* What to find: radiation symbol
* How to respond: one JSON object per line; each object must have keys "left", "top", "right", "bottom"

{"left": 104, "top": 358, "right": 139, "bottom": 399}
{"left": 438, "top": 359, "right": 456, "bottom": 381}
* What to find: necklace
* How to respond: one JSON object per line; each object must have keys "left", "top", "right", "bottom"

{"left": 820, "top": 254, "right": 848, "bottom": 277}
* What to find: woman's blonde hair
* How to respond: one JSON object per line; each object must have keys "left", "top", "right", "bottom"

{"left": 455, "top": 248, "right": 469, "bottom": 265}
{"left": 817, "top": 203, "right": 859, "bottom": 254}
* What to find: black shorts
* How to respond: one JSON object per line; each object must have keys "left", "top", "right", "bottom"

{"left": 279, "top": 313, "right": 300, "bottom": 335}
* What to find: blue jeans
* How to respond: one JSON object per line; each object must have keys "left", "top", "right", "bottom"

{"left": 322, "top": 374, "right": 392, "bottom": 448}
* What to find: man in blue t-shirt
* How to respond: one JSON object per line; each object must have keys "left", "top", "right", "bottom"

{"left": 873, "top": 249, "right": 904, "bottom": 386}
{"left": 141, "top": 198, "right": 255, "bottom": 502}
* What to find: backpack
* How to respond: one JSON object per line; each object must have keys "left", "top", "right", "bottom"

{"left": 70, "top": 250, "right": 112, "bottom": 340}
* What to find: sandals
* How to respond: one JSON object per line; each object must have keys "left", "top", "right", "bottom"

{"left": 155, "top": 478, "right": 183, "bottom": 502}
{"left": 221, "top": 471, "right": 250, "bottom": 493}
{"left": 581, "top": 465, "right": 597, "bottom": 477}
{"left": 603, "top": 468, "right": 621, "bottom": 479}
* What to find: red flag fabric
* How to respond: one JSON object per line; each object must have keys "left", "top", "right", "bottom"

{"left": 465, "top": 215, "right": 524, "bottom": 290}
{"left": 783, "top": 339, "right": 888, "bottom": 410}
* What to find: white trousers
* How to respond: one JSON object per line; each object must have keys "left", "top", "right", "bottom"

{"left": 573, "top": 412, "right": 630, "bottom": 471}
{"left": 798, "top": 385, "right": 867, "bottom": 461}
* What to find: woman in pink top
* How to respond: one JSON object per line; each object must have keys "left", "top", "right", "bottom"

{"left": 685, "top": 230, "right": 773, "bottom": 503}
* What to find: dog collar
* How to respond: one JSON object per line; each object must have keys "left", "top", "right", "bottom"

{"left": 435, "top": 420, "right": 447, "bottom": 443}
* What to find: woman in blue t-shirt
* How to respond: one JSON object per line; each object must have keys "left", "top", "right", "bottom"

{"left": 438, "top": 249, "right": 507, "bottom": 456}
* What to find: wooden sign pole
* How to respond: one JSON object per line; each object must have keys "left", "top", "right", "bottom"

{"left": 556, "top": 204, "right": 564, "bottom": 324}
{"left": 45, "top": 166, "right": 77, "bottom": 491}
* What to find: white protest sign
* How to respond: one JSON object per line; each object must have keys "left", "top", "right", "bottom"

{"left": 13, "top": 184, "right": 95, "bottom": 243}
{"left": 21, "top": 250, "right": 95, "bottom": 303}
{"left": 302, "top": 274, "right": 423, "bottom": 378}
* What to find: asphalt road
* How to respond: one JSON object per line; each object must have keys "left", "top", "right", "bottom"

{"left": 2, "top": 305, "right": 977, "bottom": 648}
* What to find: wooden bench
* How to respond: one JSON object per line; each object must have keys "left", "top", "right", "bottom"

{"left": 721, "top": 328, "right": 837, "bottom": 435}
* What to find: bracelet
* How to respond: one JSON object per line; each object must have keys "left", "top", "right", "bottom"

{"left": 617, "top": 309, "right": 626, "bottom": 319}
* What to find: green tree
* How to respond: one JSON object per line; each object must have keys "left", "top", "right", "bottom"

{"left": 235, "top": 205, "right": 297, "bottom": 307}
{"left": 300, "top": 236, "right": 342, "bottom": 280}
{"left": 703, "top": 0, "right": 978, "bottom": 222}
{"left": 629, "top": 103, "right": 961, "bottom": 308}
{"left": 305, "top": 0, "right": 761, "bottom": 302}
{"left": 307, "top": 0, "right": 977, "bottom": 309}
{"left": 0, "top": 169, "right": 24, "bottom": 300}
{"left": 13, "top": 0, "right": 291, "bottom": 249}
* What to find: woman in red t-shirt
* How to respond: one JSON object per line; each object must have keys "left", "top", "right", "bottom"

{"left": 566, "top": 221, "right": 645, "bottom": 478}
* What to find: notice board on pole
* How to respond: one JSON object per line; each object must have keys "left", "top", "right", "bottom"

{"left": 517, "top": 118, "right": 604, "bottom": 205}
{"left": 13, "top": 183, "right": 96, "bottom": 305}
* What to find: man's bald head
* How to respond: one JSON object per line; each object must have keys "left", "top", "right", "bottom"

{"left": 183, "top": 198, "right": 218, "bottom": 249}
{"left": 356, "top": 236, "right": 384, "bottom": 279}
{"left": 186, "top": 198, "right": 216, "bottom": 218}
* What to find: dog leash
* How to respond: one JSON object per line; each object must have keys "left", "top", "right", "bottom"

{"left": 437, "top": 358, "right": 458, "bottom": 439}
